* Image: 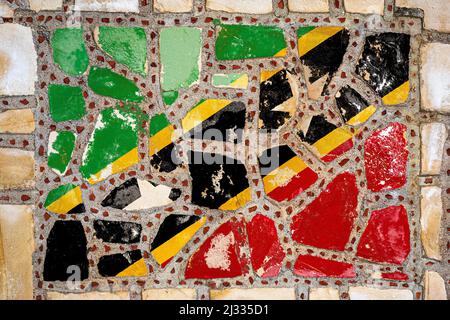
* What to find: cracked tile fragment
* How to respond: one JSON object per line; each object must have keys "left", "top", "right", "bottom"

{"left": 335, "top": 86, "right": 376, "bottom": 126}
{"left": 48, "top": 84, "right": 86, "bottom": 122}
{"left": 293, "top": 255, "right": 356, "bottom": 278}
{"left": 258, "top": 145, "right": 318, "bottom": 202}
{"left": 150, "top": 214, "right": 206, "bottom": 268}
{"left": 212, "top": 73, "right": 248, "bottom": 89}
{"left": 93, "top": 220, "right": 142, "bottom": 244}
{"left": 98, "top": 250, "right": 148, "bottom": 277}
{"left": 51, "top": 27, "right": 89, "bottom": 76}
{"left": 47, "top": 131, "right": 76, "bottom": 176}
{"left": 44, "top": 184, "right": 85, "bottom": 215}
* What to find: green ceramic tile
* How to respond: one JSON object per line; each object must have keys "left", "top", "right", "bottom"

{"left": 48, "top": 84, "right": 86, "bottom": 122}
{"left": 51, "top": 28, "right": 89, "bottom": 76}
{"left": 47, "top": 131, "right": 76, "bottom": 175}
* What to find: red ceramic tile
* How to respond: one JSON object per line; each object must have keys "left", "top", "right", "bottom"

{"left": 364, "top": 122, "right": 408, "bottom": 192}
{"left": 185, "top": 217, "right": 248, "bottom": 279}
{"left": 246, "top": 214, "right": 285, "bottom": 278}
{"left": 290, "top": 172, "right": 358, "bottom": 251}
{"left": 293, "top": 254, "right": 356, "bottom": 278}
{"left": 381, "top": 272, "right": 409, "bottom": 281}
{"left": 356, "top": 205, "right": 410, "bottom": 265}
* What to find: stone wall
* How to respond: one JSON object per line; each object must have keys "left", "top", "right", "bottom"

{"left": 0, "top": 0, "right": 448, "bottom": 300}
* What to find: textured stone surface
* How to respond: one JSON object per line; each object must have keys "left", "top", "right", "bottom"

{"left": 397, "top": 0, "right": 450, "bottom": 32}
{"left": 0, "top": 148, "right": 34, "bottom": 190}
{"left": 143, "top": 288, "right": 196, "bottom": 300}
{"left": 0, "top": 205, "right": 34, "bottom": 300}
{"left": 47, "top": 291, "right": 129, "bottom": 300}
{"left": 206, "top": 0, "right": 273, "bottom": 14}
{"left": 75, "top": 0, "right": 139, "bottom": 12}
{"left": 309, "top": 287, "right": 340, "bottom": 300}
{"left": 210, "top": 288, "right": 296, "bottom": 300}
{"left": 344, "top": 0, "right": 384, "bottom": 15}
{"left": 420, "top": 43, "right": 450, "bottom": 114}
{"left": 424, "top": 271, "right": 447, "bottom": 300}
{"left": 154, "top": 0, "right": 193, "bottom": 12}
{"left": 0, "top": 109, "right": 35, "bottom": 134}
{"left": 421, "top": 123, "right": 447, "bottom": 175}
{"left": 29, "top": 0, "right": 62, "bottom": 11}
{"left": 420, "top": 187, "right": 443, "bottom": 260}
{"left": 0, "top": 24, "right": 37, "bottom": 96}
{"left": 349, "top": 287, "right": 413, "bottom": 300}
{"left": 288, "top": 0, "right": 328, "bottom": 12}
{"left": 0, "top": 2, "right": 14, "bottom": 17}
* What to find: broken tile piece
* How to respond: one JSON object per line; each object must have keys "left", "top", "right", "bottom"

{"left": 335, "top": 86, "right": 376, "bottom": 126}
{"left": 420, "top": 43, "right": 450, "bottom": 113}
{"left": 258, "top": 145, "right": 318, "bottom": 202}
{"left": 0, "top": 3, "right": 14, "bottom": 17}
{"left": 185, "top": 217, "right": 248, "bottom": 279}
{"left": 297, "top": 27, "right": 350, "bottom": 99}
{"left": 356, "top": 33, "right": 410, "bottom": 105}
{"left": 0, "top": 148, "right": 34, "bottom": 190}
{"left": 43, "top": 220, "right": 89, "bottom": 281}
{"left": 344, "top": 0, "right": 384, "bottom": 15}
{"left": 364, "top": 122, "right": 408, "bottom": 192}
{"left": 75, "top": 0, "right": 139, "bottom": 12}
{"left": 188, "top": 152, "right": 251, "bottom": 210}
{"left": 420, "top": 186, "right": 443, "bottom": 260}
{"left": 97, "top": 250, "right": 148, "bottom": 277}
{"left": 101, "top": 178, "right": 181, "bottom": 210}
{"left": 80, "top": 107, "right": 139, "bottom": 184}
{"left": 349, "top": 287, "right": 413, "bottom": 300}
{"left": 88, "top": 67, "right": 144, "bottom": 102}
{"left": 424, "top": 271, "right": 447, "bottom": 300}
{"left": 48, "top": 84, "right": 86, "bottom": 122}
{"left": 357, "top": 205, "right": 410, "bottom": 265}
{"left": 293, "top": 255, "right": 356, "bottom": 278}
{"left": 160, "top": 27, "right": 202, "bottom": 97}
{"left": 215, "top": 24, "right": 286, "bottom": 60}
{"left": 154, "top": 0, "right": 193, "bottom": 12}
{"left": 44, "top": 184, "right": 85, "bottom": 215}
{"left": 421, "top": 123, "right": 447, "bottom": 175}
{"left": 212, "top": 73, "right": 249, "bottom": 89}
{"left": 211, "top": 288, "right": 296, "bottom": 300}
{"left": 246, "top": 214, "right": 285, "bottom": 278}
{"left": 288, "top": 0, "right": 328, "bottom": 12}
{"left": 51, "top": 28, "right": 89, "bottom": 76}
{"left": 0, "top": 24, "right": 37, "bottom": 96}
{"left": 149, "top": 113, "right": 182, "bottom": 173}
{"left": 29, "top": 0, "right": 62, "bottom": 11}
{"left": 151, "top": 215, "right": 206, "bottom": 267}
{"left": 290, "top": 172, "right": 358, "bottom": 251}
{"left": 143, "top": 288, "right": 196, "bottom": 300}
{"left": 298, "top": 114, "right": 354, "bottom": 162}
{"left": 47, "top": 131, "right": 76, "bottom": 176}
{"left": 93, "top": 220, "right": 142, "bottom": 244}
{"left": 206, "top": 0, "right": 272, "bottom": 14}
{"left": 309, "top": 288, "right": 340, "bottom": 300}
{"left": 182, "top": 99, "right": 246, "bottom": 143}
{"left": 95, "top": 26, "right": 148, "bottom": 76}
{"left": 259, "top": 69, "right": 297, "bottom": 130}
{"left": 0, "top": 109, "right": 35, "bottom": 134}
{"left": 397, "top": 0, "right": 450, "bottom": 33}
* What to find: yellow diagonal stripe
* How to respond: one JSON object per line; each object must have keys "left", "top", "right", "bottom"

{"left": 298, "top": 26, "right": 344, "bottom": 57}
{"left": 116, "top": 258, "right": 148, "bottom": 277}
{"left": 229, "top": 74, "right": 249, "bottom": 89}
{"left": 88, "top": 147, "right": 139, "bottom": 184}
{"left": 261, "top": 69, "right": 282, "bottom": 83}
{"left": 382, "top": 81, "right": 409, "bottom": 105}
{"left": 151, "top": 217, "right": 206, "bottom": 265}
{"left": 182, "top": 99, "right": 232, "bottom": 133}
{"left": 149, "top": 125, "right": 177, "bottom": 156}
{"left": 262, "top": 156, "right": 308, "bottom": 194}
{"left": 46, "top": 187, "right": 82, "bottom": 214}
{"left": 219, "top": 187, "right": 252, "bottom": 211}
{"left": 274, "top": 47, "right": 287, "bottom": 57}
{"left": 346, "top": 105, "right": 377, "bottom": 126}
{"left": 312, "top": 127, "right": 353, "bottom": 157}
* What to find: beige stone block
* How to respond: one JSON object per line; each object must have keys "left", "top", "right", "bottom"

{"left": 420, "top": 187, "right": 443, "bottom": 260}
{"left": 0, "top": 205, "right": 34, "bottom": 300}
{"left": 344, "top": 0, "right": 384, "bottom": 15}
{"left": 0, "top": 148, "right": 34, "bottom": 190}
{"left": 206, "top": 0, "right": 273, "bottom": 14}
{"left": 420, "top": 43, "right": 450, "bottom": 114}
{"left": 210, "top": 288, "right": 296, "bottom": 300}
{"left": 74, "top": 0, "right": 139, "bottom": 12}
{"left": 288, "top": 0, "right": 329, "bottom": 12}
{"left": 396, "top": 0, "right": 450, "bottom": 33}
{"left": 309, "top": 287, "right": 340, "bottom": 300}
{"left": 47, "top": 291, "right": 129, "bottom": 300}
{"left": 142, "top": 288, "right": 196, "bottom": 300}
{"left": 0, "top": 109, "right": 35, "bottom": 134}
{"left": 421, "top": 123, "right": 447, "bottom": 175}
{"left": 349, "top": 287, "right": 413, "bottom": 300}
{"left": 424, "top": 271, "right": 447, "bottom": 300}
{"left": 0, "top": 24, "right": 37, "bottom": 96}
{"left": 0, "top": 3, "right": 14, "bottom": 17}
{"left": 29, "top": 0, "right": 62, "bottom": 11}
{"left": 154, "top": 0, "right": 193, "bottom": 12}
